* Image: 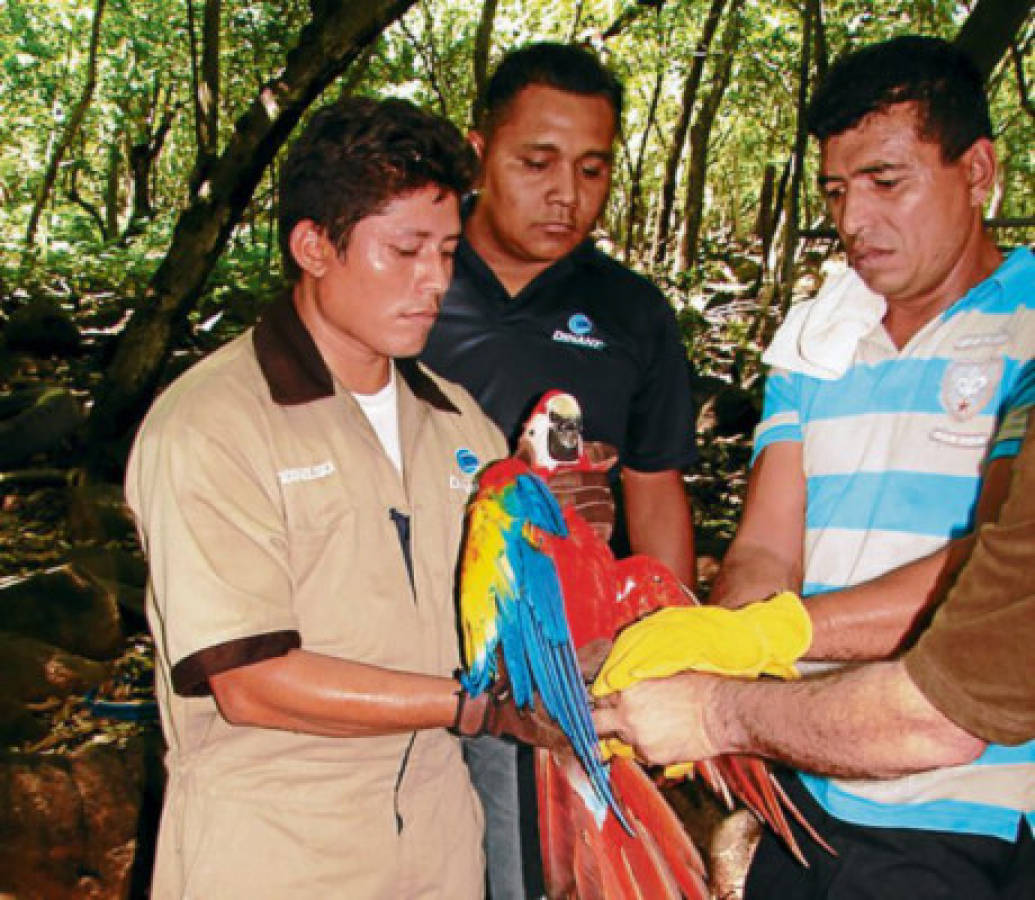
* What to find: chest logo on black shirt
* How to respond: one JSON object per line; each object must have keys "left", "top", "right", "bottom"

{"left": 552, "top": 313, "right": 606, "bottom": 351}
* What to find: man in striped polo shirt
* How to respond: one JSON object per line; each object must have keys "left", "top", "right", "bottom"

{"left": 593, "top": 388, "right": 1035, "bottom": 896}
{"left": 701, "top": 36, "right": 1035, "bottom": 897}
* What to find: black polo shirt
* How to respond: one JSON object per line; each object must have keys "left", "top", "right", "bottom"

{"left": 421, "top": 236, "right": 697, "bottom": 472}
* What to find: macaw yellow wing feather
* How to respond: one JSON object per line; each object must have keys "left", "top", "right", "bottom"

{"left": 459, "top": 498, "right": 514, "bottom": 683}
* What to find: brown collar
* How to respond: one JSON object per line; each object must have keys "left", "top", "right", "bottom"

{"left": 252, "top": 291, "right": 459, "bottom": 413}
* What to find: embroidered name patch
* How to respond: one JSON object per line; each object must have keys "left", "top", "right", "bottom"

{"left": 929, "top": 428, "right": 992, "bottom": 449}
{"left": 954, "top": 332, "right": 1009, "bottom": 350}
{"left": 278, "top": 461, "right": 336, "bottom": 485}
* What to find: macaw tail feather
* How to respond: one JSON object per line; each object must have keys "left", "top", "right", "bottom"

{"left": 537, "top": 749, "right": 710, "bottom": 900}
{"left": 610, "top": 757, "right": 709, "bottom": 898}
{"left": 699, "top": 755, "right": 836, "bottom": 867}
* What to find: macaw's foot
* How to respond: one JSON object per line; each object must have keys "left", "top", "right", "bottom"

{"left": 710, "top": 809, "right": 761, "bottom": 900}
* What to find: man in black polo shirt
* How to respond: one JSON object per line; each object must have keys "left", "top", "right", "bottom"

{"left": 421, "top": 42, "right": 697, "bottom": 899}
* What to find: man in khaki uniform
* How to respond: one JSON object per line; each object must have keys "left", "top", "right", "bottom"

{"left": 127, "top": 98, "right": 562, "bottom": 898}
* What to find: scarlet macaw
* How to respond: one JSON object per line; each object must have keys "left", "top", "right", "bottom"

{"left": 459, "top": 391, "right": 828, "bottom": 899}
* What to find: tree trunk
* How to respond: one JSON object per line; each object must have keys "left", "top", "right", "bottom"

{"left": 753, "top": 162, "right": 776, "bottom": 243}
{"left": 652, "top": 0, "right": 728, "bottom": 265}
{"left": 567, "top": 0, "right": 586, "bottom": 42}
{"left": 104, "top": 140, "right": 120, "bottom": 238}
{"left": 775, "top": 0, "right": 814, "bottom": 323}
{"left": 399, "top": 3, "right": 449, "bottom": 119}
{"left": 954, "top": 0, "right": 1033, "bottom": 79}
{"left": 676, "top": 0, "right": 742, "bottom": 273}
{"left": 811, "top": 0, "right": 828, "bottom": 90}
{"left": 624, "top": 57, "right": 667, "bottom": 262}
{"left": 87, "top": 0, "right": 418, "bottom": 454}
{"left": 601, "top": 2, "right": 660, "bottom": 41}
{"left": 24, "top": 0, "right": 107, "bottom": 247}
{"left": 65, "top": 145, "right": 109, "bottom": 243}
{"left": 750, "top": 153, "right": 792, "bottom": 341}
{"left": 200, "top": 0, "right": 221, "bottom": 148}
{"left": 188, "top": 0, "right": 222, "bottom": 195}
{"left": 1009, "top": 39, "right": 1035, "bottom": 119}
{"left": 125, "top": 90, "right": 178, "bottom": 239}
{"left": 470, "top": 0, "right": 499, "bottom": 129}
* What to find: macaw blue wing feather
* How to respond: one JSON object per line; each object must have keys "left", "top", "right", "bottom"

{"left": 459, "top": 457, "right": 630, "bottom": 832}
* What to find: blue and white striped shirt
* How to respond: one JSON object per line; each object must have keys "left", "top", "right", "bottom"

{"left": 754, "top": 247, "right": 1035, "bottom": 838}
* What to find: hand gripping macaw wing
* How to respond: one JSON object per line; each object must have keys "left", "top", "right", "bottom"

{"left": 458, "top": 457, "right": 629, "bottom": 831}
{"left": 590, "top": 566, "right": 836, "bottom": 868}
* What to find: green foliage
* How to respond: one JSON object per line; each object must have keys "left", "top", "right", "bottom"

{"left": 1, "top": 0, "right": 1031, "bottom": 320}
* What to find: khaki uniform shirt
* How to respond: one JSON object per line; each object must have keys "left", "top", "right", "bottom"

{"left": 906, "top": 412, "right": 1035, "bottom": 747}
{"left": 126, "top": 294, "right": 507, "bottom": 898}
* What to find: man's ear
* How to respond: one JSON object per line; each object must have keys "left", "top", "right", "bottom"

{"left": 961, "top": 137, "right": 997, "bottom": 208}
{"left": 288, "top": 220, "right": 331, "bottom": 277}
{"left": 467, "top": 130, "right": 487, "bottom": 189}
{"left": 467, "top": 129, "right": 486, "bottom": 162}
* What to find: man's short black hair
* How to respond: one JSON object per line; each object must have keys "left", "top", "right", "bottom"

{"left": 279, "top": 97, "right": 476, "bottom": 281}
{"left": 482, "top": 42, "right": 623, "bottom": 134}
{"left": 807, "top": 35, "right": 992, "bottom": 161}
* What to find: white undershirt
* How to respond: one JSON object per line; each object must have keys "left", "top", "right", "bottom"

{"left": 352, "top": 364, "right": 402, "bottom": 474}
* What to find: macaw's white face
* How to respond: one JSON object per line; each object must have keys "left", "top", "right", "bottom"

{"left": 818, "top": 101, "right": 993, "bottom": 313}
{"left": 294, "top": 185, "right": 461, "bottom": 392}
{"left": 546, "top": 393, "right": 583, "bottom": 461}
{"left": 467, "top": 85, "right": 616, "bottom": 288}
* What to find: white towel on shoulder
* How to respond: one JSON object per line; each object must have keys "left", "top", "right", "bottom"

{"left": 762, "top": 266, "right": 886, "bottom": 380}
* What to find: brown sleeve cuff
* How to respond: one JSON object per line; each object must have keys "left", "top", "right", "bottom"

{"left": 905, "top": 636, "right": 1035, "bottom": 747}
{"left": 172, "top": 630, "right": 302, "bottom": 697}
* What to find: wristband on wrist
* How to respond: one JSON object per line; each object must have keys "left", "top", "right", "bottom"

{"left": 449, "top": 681, "right": 468, "bottom": 735}
{"left": 449, "top": 680, "right": 493, "bottom": 737}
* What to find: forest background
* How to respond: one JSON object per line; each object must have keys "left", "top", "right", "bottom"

{"left": 0, "top": 0, "right": 1032, "bottom": 896}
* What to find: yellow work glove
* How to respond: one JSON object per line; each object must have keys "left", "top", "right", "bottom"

{"left": 591, "top": 591, "right": 812, "bottom": 773}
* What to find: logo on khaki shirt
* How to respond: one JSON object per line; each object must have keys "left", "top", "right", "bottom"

{"left": 451, "top": 447, "right": 479, "bottom": 494}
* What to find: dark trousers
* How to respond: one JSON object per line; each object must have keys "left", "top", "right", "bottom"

{"left": 462, "top": 735, "right": 545, "bottom": 899}
{"left": 745, "top": 771, "right": 1035, "bottom": 899}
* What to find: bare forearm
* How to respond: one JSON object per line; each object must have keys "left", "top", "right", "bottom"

{"left": 800, "top": 456, "right": 1007, "bottom": 659}
{"left": 622, "top": 467, "right": 696, "bottom": 587}
{"left": 806, "top": 540, "right": 975, "bottom": 660}
{"left": 710, "top": 442, "right": 805, "bottom": 608}
{"left": 710, "top": 541, "right": 802, "bottom": 609}
{"left": 712, "top": 661, "right": 986, "bottom": 777}
{"left": 210, "top": 649, "right": 458, "bottom": 738}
